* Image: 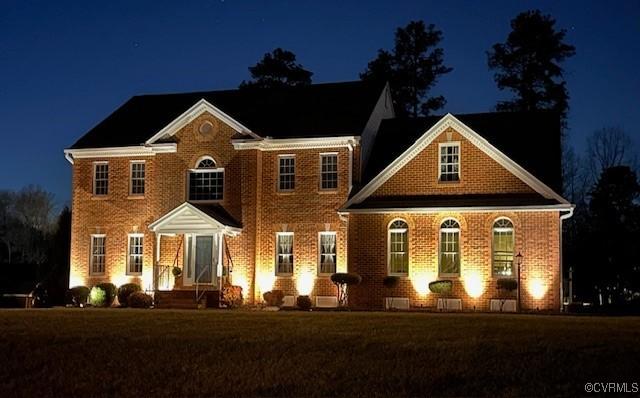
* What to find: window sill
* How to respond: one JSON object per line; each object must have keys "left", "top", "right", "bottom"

{"left": 126, "top": 273, "right": 143, "bottom": 277}
{"left": 91, "top": 195, "right": 109, "bottom": 200}
{"left": 318, "top": 189, "right": 338, "bottom": 194}
{"left": 127, "top": 195, "right": 145, "bottom": 200}
{"left": 275, "top": 274, "right": 293, "bottom": 278}
{"left": 276, "top": 190, "right": 295, "bottom": 195}
{"left": 437, "top": 274, "right": 460, "bottom": 279}
{"left": 387, "top": 273, "right": 409, "bottom": 278}
{"left": 437, "top": 179, "right": 460, "bottom": 185}
{"left": 188, "top": 199, "right": 223, "bottom": 203}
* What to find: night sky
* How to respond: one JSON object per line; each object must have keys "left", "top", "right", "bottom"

{"left": 1, "top": 0, "right": 638, "bottom": 207}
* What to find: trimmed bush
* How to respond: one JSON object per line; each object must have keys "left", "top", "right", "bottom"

{"left": 117, "top": 283, "right": 142, "bottom": 307}
{"left": 429, "top": 280, "right": 453, "bottom": 295}
{"left": 297, "top": 295, "right": 312, "bottom": 311}
{"left": 330, "top": 272, "right": 362, "bottom": 307}
{"left": 497, "top": 278, "right": 518, "bottom": 292}
{"left": 263, "top": 290, "right": 284, "bottom": 307}
{"left": 95, "top": 282, "right": 117, "bottom": 306}
{"left": 67, "top": 286, "right": 90, "bottom": 307}
{"left": 383, "top": 276, "right": 400, "bottom": 288}
{"left": 89, "top": 286, "right": 107, "bottom": 307}
{"left": 222, "top": 285, "right": 243, "bottom": 308}
{"left": 128, "top": 292, "right": 153, "bottom": 308}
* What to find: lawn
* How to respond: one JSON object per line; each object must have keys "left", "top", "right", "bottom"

{"left": 0, "top": 309, "right": 638, "bottom": 397}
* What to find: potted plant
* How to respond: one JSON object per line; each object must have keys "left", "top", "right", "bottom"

{"left": 429, "top": 280, "right": 453, "bottom": 311}
{"left": 383, "top": 276, "right": 400, "bottom": 310}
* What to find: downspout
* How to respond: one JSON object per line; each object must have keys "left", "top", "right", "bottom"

{"left": 347, "top": 142, "right": 354, "bottom": 194}
{"left": 559, "top": 207, "right": 574, "bottom": 311}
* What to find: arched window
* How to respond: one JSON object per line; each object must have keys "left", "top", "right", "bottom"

{"left": 439, "top": 219, "right": 460, "bottom": 276}
{"left": 492, "top": 218, "right": 514, "bottom": 276}
{"left": 388, "top": 219, "right": 408, "bottom": 276}
{"left": 188, "top": 156, "right": 224, "bottom": 201}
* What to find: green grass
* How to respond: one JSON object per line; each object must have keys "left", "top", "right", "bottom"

{"left": 0, "top": 309, "right": 639, "bottom": 397}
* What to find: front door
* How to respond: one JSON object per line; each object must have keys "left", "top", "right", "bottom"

{"left": 184, "top": 234, "right": 218, "bottom": 286}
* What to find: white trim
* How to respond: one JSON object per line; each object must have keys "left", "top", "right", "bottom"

{"left": 439, "top": 218, "right": 461, "bottom": 278}
{"left": 187, "top": 166, "right": 225, "bottom": 202}
{"left": 387, "top": 219, "right": 409, "bottom": 277}
{"left": 438, "top": 141, "right": 460, "bottom": 182}
{"left": 342, "top": 114, "right": 570, "bottom": 209}
{"left": 317, "top": 231, "right": 337, "bottom": 276}
{"left": 92, "top": 161, "right": 109, "bottom": 196}
{"left": 129, "top": 160, "right": 146, "bottom": 197}
{"left": 64, "top": 143, "right": 176, "bottom": 162}
{"left": 233, "top": 136, "right": 360, "bottom": 151}
{"left": 491, "top": 217, "right": 515, "bottom": 278}
{"left": 319, "top": 153, "right": 339, "bottom": 191}
{"left": 340, "top": 204, "right": 574, "bottom": 214}
{"left": 126, "top": 233, "right": 144, "bottom": 276}
{"left": 277, "top": 155, "right": 296, "bottom": 192}
{"left": 148, "top": 202, "right": 241, "bottom": 235}
{"left": 145, "top": 98, "right": 258, "bottom": 145}
{"left": 89, "top": 234, "right": 106, "bottom": 276}
{"left": 275, "top": 232, "right": 294, "bottom": 277}
{"left": 194, "top": 155, "right": 216, "bottom": 168}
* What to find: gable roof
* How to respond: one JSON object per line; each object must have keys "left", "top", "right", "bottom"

{"left": 69, "top": 81, "right": 385, "bottom": 149}
{"left": 148, "top": 202, "right": 242, "bottom": 234}
{"left": 344, "top": 112, "right": 568, "bottom": 210}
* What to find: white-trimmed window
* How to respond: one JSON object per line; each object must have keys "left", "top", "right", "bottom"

{"left": 93, "top": 162, "right": 109, "bottom": 195}
{"left": 439, "top": 219, "right": 460, "bottom": 276}
{"left": 188, "top": 156, "right": 224, "bottom": 201}
{"left": 320, "top": 153, "right": 338, "bottom": 190}
{"left": 278, "top": 155, "right": 295, "bottom": 191}
{"left": 276, "top": 232, "right": 294, "bottom": 275}
{"left": 318, "top": 232, "right": 337, "bottom": 275}
{"left": 492, "top": 218, "right": 514, "bottom": 277}
{"left": 127, "top": 234, "right": 144, "bottom": 275}
{"left": 90, "top": 234, "right": 106, "bottom": 275}
{"left": 439, "top": 142, "right": 460, "bottom": 182}
{"left": 130, "top": 161, "right": 145, "bottom": 196}
{"left": 388, "top": 219, "right": 408, "bottom": 276}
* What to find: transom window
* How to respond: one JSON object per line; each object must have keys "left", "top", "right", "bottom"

{"left": 188, "top": 157, "right": 224, "bottom": 201}
{"left": 319, "top": 232, "right": 337, "bottom": 275}
{"left": 492, "top": 219, "right": 514, "bottom": 277}
{"left": 276, "top": 232, "right": 294, "bottom": 275}
{"left": 439, "top": 143, "right": 460, "bottom": 182}
{"left": 388, "top": 220, "right": 408, "bottom": 276}
{"left": 93, "top": 162, "right": 109, "bottom": 195}
{"left": 320, "top": 153, "right": 338, "bottom": 190}
{"left": 439, "top": 219, "right": 460, "bottom": 276}
{"left": 127, "top": 234, "right": 143, "bottom": 275}
{"left": 278, "top": 156, "right": 295, "bottom": 191}
{"left": 130, "top": 161, "right": 145, "bottom": 196}
{"left": 90, "top": 235, "right": 106, "bottom": 275}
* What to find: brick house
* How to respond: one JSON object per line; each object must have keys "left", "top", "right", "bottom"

{"left": 64, "top": 81, "right": 573, "bottom": 311}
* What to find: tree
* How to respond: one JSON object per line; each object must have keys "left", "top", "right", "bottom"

{"left": 240, "top": 48, "right": 313, "bottom": 89}
{"left": 584, "top": 166, "right": 640, "bottom": 304}
{"left": 487, "top": 10, "right": 575, "bottom": 123}
{"left": 361, "top": 20, "right": 452, "bottom": 117}
{"left": 586, "top": 127, "right": 638, "bottom": 180}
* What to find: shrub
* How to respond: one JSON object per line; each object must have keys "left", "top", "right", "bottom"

{"left": 383, "top": 276, "right": 400, "bottom": 288}
{"left": 330, "top": 272, "right": 362, "bottom": 307}
{"left": 89, "top": 286, "right": 107, "bottom": 307}
{"left": 297, "top": 295, "right": 312, "bottom": 311}
{"left": 128, "top": 291, "right": 153, "bottom": 308}
{"left": 429, "top": 280, "right": 453, "bottom": 295}
{"left": 222, "top": 285, "right": 243, "bottom": 308}
{"left": 497, "top": 278, "right": 518, "bottom": 292}
{"left": 67, "top": 286, "right": 90, "bottom": 307}
{"left": 117, "top": 283, "right": 142, "bottom": 307}
{"left": 95, "top": 282, "right": 117, "bottom": 306}
{"left": 263, "top": 290, "right": 284, "bottom": 307}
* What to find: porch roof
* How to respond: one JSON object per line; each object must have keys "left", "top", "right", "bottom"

{"left": 149, "top": 202, "right": 242, "bottom": 235}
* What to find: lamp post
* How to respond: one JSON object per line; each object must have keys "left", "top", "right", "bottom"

{"left": 516, "top": 252, "right": 523, "bottom": 312}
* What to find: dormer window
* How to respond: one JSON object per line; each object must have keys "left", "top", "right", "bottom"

{"left": 188, "top": 156, "right": 224, "bottom": 201}
{"left": 439, "top": 142, "right": 460, "bottom": 182}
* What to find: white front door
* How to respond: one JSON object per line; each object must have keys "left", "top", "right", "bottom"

{"left": 184, "top": 234, "right": 219, "bottom": 286}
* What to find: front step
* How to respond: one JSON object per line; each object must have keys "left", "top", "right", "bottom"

{"left": 154, "top": 290, "right": 220, "bottom": 309}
